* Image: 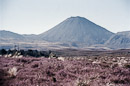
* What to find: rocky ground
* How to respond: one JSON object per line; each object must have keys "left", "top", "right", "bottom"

{"left": 0, "top": 50, "right": 130, "bottom": 86}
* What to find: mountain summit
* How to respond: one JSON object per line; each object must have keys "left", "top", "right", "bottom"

{"left": 40, "top": 16, "right": 113, "bottom": 46}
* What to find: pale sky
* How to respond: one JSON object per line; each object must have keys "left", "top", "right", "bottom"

{"left": 0, "top": 0, "right": 130, "bottom": 34}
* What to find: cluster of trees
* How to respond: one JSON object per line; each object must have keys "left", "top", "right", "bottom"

{"left": 0, "top": 49, "right": 56, "bottom": 57}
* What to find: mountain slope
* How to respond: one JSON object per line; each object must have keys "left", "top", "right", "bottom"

{"left": 39, "top": 16, "right": 114, "bottom": 46}
{"left": 0, "top": 30, "right": 25, "bottom": 40}
{"left": 105, "top": 31, "right": 130, "bottom": 49}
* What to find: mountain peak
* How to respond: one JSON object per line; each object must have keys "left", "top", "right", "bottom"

{"left": 66, "top": 16, "right": 97, "bottom": 27}
{"left": 68, "top": 16, "right": 87, "bottom": 20}
{"left": 69, "top": 16, "right": 84, "bottom": 18}
{"left": 40, "top": 16, "right": 113, "bottom": 47}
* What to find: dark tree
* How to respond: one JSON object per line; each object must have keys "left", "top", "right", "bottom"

{"left": 7, "top": 49, "right": 12, "bottom": 54}
{"left": 0, "top": 49, "right": 7, "bottom": 56}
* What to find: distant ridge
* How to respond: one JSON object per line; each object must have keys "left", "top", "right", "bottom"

{"left": 105, "top": 31, "right": 130, "bottom": 49}
{"left": 0, "top": 30, "right": 24, "bottom": 40}
{"left": 39, "top": 16, "right": 114, "bottom": 47}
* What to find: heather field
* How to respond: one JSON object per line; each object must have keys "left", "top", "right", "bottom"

{"left": 0, "top": 50, "right": 130, "bottom": 86}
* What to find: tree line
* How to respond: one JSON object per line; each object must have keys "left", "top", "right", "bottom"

{"left": 0, "top": 49, "right": 57, "bottom": 58}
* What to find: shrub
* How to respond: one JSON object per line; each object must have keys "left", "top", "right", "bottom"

{"left": 8, "top": 67, "right": 17, "bottom": 78}
{"left": 124, "top": 64, "right": 130, "bottom": 68}
{"left": 0, "top": 49, "right": 7, "bottom": 56}
{"left": 75, "top": 79, "right": 89, "bottom": 86}
{"left": 0, "top": 69, "right": 8, "bottom": 85}
{"left": 57, "top": 57, "right": 65, "bottom": 61}
{"left": 31, "top": 63, "right": 39, "bottom": 68}
{"left": 49, "top": 52, "right": 57, "bottom": 58}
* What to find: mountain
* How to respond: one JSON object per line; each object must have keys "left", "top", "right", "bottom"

{"left": 0, "top": 16, "right": 115, "bottom": 49}
{"left": 105, "top": 31, "right": 130, "bottom": 49}
{"left": 0, "top": 30, "right": 25, "bottom": 41}
{"left": 0, "top": 30, "right": 41, "bottom": 42}
{"left": 0, "top": 30, "right": 25, "bottom": 49}
{"left": 39, "top": 16, "right": 114, "bottom": 47}
{"left": 0, "top": 30, "right": 69, "bottom": 50}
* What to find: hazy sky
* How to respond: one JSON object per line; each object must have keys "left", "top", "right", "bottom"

{"left": 0, "top": 0, "right": 130, "bottom": 34}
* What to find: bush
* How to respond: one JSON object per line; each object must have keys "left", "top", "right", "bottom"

{"left": 124, "top": 64, "right": 130, "bottom": 68}
{"left": 8, "top": 67, "right": 17, "bottom": 78}
{"left": 0, "top": 49, "right": 7, "bottom": 56}
{"left": 75, "top": 79, "right": 89, "bottom": 86}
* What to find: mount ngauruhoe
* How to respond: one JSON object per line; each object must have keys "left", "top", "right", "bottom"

{"left": 39, "top": 16, "right": 113, "bottom": 47}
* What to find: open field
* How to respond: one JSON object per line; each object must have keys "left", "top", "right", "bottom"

{"left": 53, "top": 49, "right": 130, "bottom": 57}
{"left": 0, "top": 49, "right": 130, "bottom": 86}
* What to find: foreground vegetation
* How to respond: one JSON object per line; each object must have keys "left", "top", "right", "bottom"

{"left": 0, "top": 51, "right": 130, "bottom": 86}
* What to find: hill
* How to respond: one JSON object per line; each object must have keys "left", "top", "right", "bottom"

{"left": 105, "top": 31, "right": 130, "bottom": 49}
